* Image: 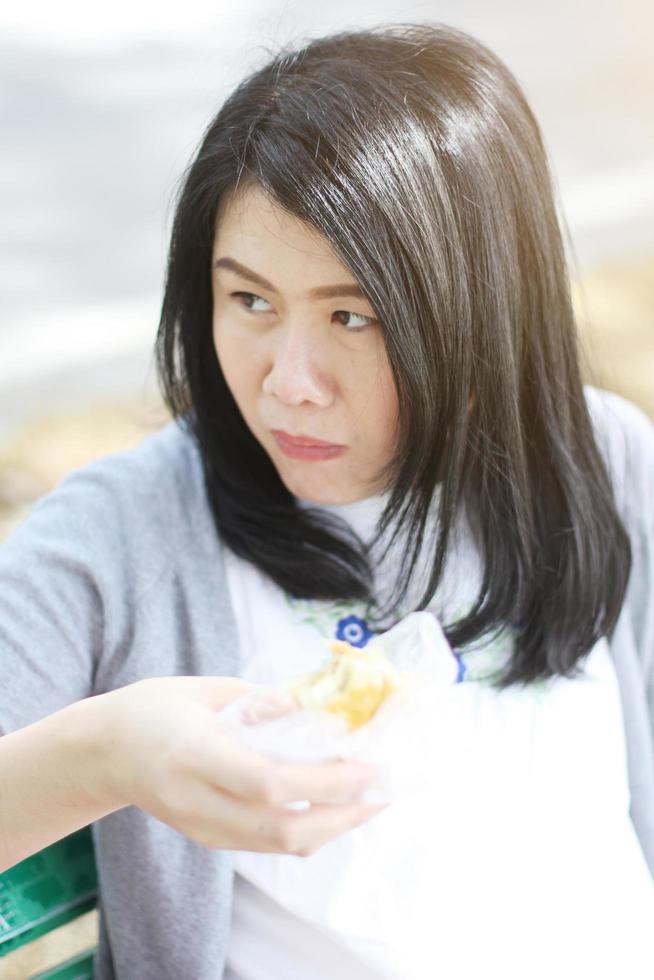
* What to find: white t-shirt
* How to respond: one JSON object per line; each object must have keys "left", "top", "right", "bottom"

{"left": 222, "top": 484, "right": 654, "bottom": 979}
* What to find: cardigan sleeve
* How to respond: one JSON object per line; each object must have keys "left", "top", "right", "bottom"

{"left": 585, "top": 385, "right": 654, "bottom": 742}
{"left": 619, "top": 402, "right": 654, "bottom": 743}
{"left": 0, "top": 440, "right": 172, "bottom": 736}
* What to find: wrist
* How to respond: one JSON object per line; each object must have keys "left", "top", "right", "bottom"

{"left": 61, "top": 691, "right": 131, "bottom": 812}
{"left": 0, "top": 695, "right": 128, "bottom": 871}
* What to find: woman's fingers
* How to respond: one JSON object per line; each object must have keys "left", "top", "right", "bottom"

{"left": 263, "top": 759, "right": 381, "bottom": 805}
{"left": 179, "top": 776, "right": 389, "bottom": 855}
{"left": 103, "top": 675, "right": 388, "bottom": 856}
{"left": 222, "top": 690, "right": 298, "bottom": 726}
{"left": 254, "top": 800, "right": 390, "bottom": 857}
{"left": 138, "top": 674, "right": 257, "bottom": 710}
{"left": 187, "top": 725, "right": 380, "bottom": 806}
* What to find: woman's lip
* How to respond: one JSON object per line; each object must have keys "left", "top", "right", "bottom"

{"left": 271, "top": 430, "right": 346, "bottom": 461}
{"left": 271, "top": 429, "right": 343, "bottom": 448}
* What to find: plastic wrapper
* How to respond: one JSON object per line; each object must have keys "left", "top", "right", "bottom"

{"left": 214, "top": 611, "right": 654, "bottom": 979}
{"left": 215, "top": 611, "right": 459, "bottom": 807}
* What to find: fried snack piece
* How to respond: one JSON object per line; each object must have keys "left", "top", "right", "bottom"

{"left": 288, "top": 639, "right": 402, "bottom": 730}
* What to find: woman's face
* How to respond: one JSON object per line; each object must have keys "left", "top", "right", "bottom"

{"left": 211, "top": 183, "right": 399, "bottom": 505}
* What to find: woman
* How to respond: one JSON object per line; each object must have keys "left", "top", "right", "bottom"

{"left": 1, "top": 21, "right": 653, "bottom": 979}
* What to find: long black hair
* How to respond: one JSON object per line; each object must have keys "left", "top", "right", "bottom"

{"left": 155, "top": 22, "right": 631, "bottom": 689}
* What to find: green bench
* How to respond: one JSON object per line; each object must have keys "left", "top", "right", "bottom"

{"left": 0, "top": 828, "right": 97, "bottom": 979}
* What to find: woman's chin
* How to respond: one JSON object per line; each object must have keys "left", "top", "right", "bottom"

{"left": 279, "top": 469, "right": 362, "bottom": 506}
{"left": 292, "top": 483, "right": 355, "bottom": 506}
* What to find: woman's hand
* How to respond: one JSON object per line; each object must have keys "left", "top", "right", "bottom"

{"left": 92, "top": 675, "right": 387, "bottom": 857}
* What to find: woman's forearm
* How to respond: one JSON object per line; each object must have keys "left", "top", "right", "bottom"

{"left": 0, "top": 694, "right": 126, "bottom": 872}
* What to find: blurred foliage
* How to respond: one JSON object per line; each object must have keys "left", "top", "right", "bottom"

{"left": 573, "top": 254, "right": 654, "bottom": 421}
{"left": 0, "top": 401, "right": 167, "bottom": 541}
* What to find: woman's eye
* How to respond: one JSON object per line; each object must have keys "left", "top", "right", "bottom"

{"left": 231, "top": 291, "right": 272, "bottom": 312}
{"left": 230, "top": 293, "right": 377, "bottom": 331}
{"left": 333, "top": 310, "right": 378, "bottom": 331}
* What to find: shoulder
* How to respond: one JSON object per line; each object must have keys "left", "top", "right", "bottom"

{"left": 57, "top": 414, "right": 200, "bottom": 495}
{"left": 583, "top": 384, "right": 654, "bottom": 524}
{"left": 29, "top": 416, "right": 201, "bottom": 530}
{"left": 1, "top": 416, "right": 211, "bottom": 599}
{"left": 582, "top": 389, "right": 654, "bottom": 708}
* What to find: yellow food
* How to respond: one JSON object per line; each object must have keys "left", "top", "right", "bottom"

{"left": 288, "top": 639, "right": 401, "bottom": 730}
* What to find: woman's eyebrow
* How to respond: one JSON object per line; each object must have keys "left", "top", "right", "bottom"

{"left": 213, "top": 256, "right": 366, "bottom": 300}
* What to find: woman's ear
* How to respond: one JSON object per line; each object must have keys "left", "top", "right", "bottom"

{"left": 467, "top": 392, "right": 476, "bottom": 415}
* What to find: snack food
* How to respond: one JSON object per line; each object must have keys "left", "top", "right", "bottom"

{"left": 288, "top": 638, "right": 402, "bottom": 730}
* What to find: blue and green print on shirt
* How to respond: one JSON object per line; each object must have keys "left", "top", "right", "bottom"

{"left": 283, "top": 593, "right": 537, "bottom": 691}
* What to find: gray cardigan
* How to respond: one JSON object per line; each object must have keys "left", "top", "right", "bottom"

{"left": 1, "top": 384, "right": 652, "bottom": 979}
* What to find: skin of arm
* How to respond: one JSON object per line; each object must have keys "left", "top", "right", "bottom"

{"left": 0, "top": 694, "right": 124, "bottom": 872}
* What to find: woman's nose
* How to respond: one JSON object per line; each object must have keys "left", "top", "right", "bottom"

{"left": 262, "top": 327, "right": 333, "bottom": 408}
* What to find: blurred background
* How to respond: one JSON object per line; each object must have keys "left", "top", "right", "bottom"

{"left": 1, "top": 0, "right": 653, "bottom": 971}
